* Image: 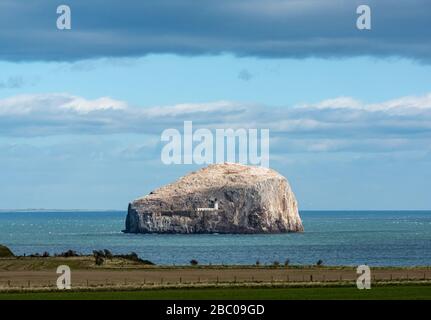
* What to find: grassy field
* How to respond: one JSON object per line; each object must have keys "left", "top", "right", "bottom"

{"left": 0, "top": 285, "right": 430, "bottom": 300}
{"left": 2, "top": 256, "right": 430, "bottom": 271}
{"left": 1, "top": 256, "right": 430, "bottom": 301}
{"left": 0, "top": 256, "right": 148, "bottom": 271}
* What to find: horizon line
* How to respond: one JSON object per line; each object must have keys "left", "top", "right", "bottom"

{"left": 0, "top": 209, "right": 430, "bottom": 213}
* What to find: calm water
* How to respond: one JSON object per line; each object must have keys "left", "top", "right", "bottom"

{"left": 0, "top": 211, "right": 430, "bottom": 266}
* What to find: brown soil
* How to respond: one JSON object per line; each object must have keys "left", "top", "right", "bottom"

{"left": 1, "top": 265, "right": 430, "bottom": 289}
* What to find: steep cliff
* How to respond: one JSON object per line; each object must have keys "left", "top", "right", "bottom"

{"left": 124, "top": 163, "right": 303, "bottom": 234}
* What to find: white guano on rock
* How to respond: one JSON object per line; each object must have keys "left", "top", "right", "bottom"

{"left": 124, "top": 163, "right": 303, "bottom": 234}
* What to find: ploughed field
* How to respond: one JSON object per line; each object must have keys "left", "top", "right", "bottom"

{"left": 0, "top": 256, "right": 430, "bottom": 290}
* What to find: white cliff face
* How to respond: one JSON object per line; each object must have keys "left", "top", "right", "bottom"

{"left": 125, "top": 163, "right": 303, "bottom": 234}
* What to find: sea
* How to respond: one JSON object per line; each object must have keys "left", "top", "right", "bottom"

{"left": 0, "top": 211, "right": 430, "bottom": 266}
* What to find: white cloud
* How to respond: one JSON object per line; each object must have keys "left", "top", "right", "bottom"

{"left": 60, "top": 96, "right": 127, "bottom": 113}
{"left": 143, "top": 101, "right": 239, "bottom": 117}
{"left": 297, "top": 97, "right": 363, "bottom": 110}
{"left": 298, "top": 94, "right": 431, "bottom": 116}
{"left": 0, "top": 93, "right": 127, "bottom": 116}
{"left": 0, "top": 92, "right": 430, "bottom": 160}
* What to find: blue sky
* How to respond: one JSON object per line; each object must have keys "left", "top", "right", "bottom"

{"left": 0, "top": 1, "right": 430, "bottom": 210}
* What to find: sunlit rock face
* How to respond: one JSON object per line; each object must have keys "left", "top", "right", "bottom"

{"left": 124, "top": 163, "right": 303, "bottom": 234}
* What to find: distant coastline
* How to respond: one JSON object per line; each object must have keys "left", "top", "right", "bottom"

{"left": 0, "top": 209, "right": 126, "bottom": 213}
{"left": 1, "top": 209, "right": 430, "bottom": 213}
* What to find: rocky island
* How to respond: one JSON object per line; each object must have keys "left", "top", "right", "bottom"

{"left": 124, "top": 163, "right": 303, "bottom": 234}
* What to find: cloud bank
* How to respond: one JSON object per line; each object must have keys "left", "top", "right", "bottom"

{"left": 1, "top": 92, "right": 430, "bottom": 156}
{"left": 0, "top": 0, "right": 430, "bottom": 62}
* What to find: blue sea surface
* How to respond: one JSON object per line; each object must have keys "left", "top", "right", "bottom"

{"left": 0, "top": 211, "right": 430, "bottom": 266}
